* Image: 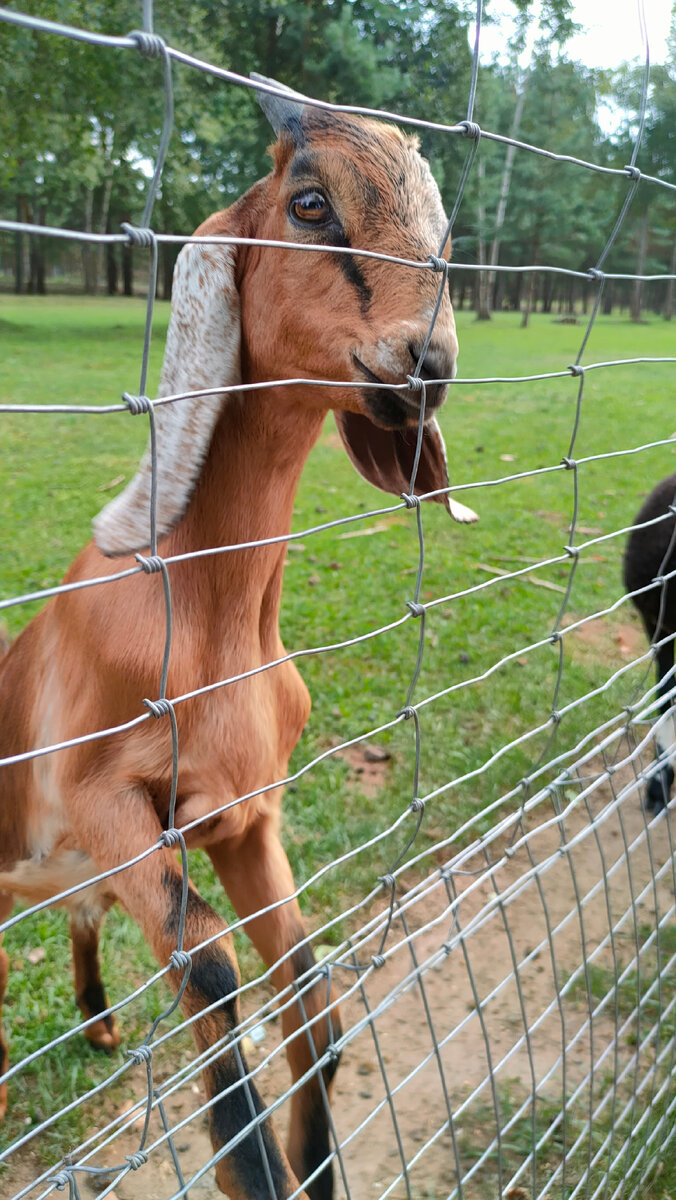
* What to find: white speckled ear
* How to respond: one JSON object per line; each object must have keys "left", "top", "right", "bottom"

{"left": 333, "top": 411, "right": 478, "bottom": 523}
{"left": 93, "top": 241, "right": 240, "bottom": 556}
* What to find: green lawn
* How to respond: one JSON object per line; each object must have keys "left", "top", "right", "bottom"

{"left": 0, "top": 294, "right": 675, "bottom": 1170}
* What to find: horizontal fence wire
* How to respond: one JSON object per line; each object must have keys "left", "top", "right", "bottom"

{"left": 0, "top": 1, "right": 675, "bottom": 1199}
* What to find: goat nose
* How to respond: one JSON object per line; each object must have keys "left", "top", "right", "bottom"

{"left": 408, "top": 342, "right": 454, "bottom": 383}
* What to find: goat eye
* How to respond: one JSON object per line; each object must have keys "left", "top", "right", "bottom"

{"left": 290, "top": 191, "right": 331, "bottom": 223}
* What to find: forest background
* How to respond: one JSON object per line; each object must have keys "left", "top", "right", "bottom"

{"left": 1, "top": 0, "right": 675, "bottom": 323}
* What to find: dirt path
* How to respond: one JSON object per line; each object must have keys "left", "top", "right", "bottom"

{"left": 6, "top": 745, "right": 675, "bottom": 1200}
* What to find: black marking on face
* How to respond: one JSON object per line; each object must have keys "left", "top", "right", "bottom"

{"left": 209, "top": 1054, "right": 292, "bottom": 1200}
{"left": 332, "top": 228, "right": 372, "bottom": 314}
{"left": 289, "top": 151, "right": 321, "bottom": 182}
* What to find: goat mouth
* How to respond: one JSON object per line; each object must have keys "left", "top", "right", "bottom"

{"left": 351, "top": 355, "right": 443, "bottom": 430}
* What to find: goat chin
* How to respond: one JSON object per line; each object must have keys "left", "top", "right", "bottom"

{"left": 0, "top": 77, "right": 478, "bottom": 1200}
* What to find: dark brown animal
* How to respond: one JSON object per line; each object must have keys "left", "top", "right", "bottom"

{"left": 0, "top": 77, "right": 474, "bottom": 1199}
{"left": 624, "top": 473, "right": 676, "bottom": 813}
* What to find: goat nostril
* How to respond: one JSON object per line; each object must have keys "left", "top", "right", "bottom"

{"left": 408, "top": 344, "right": 450, "bottom": 384}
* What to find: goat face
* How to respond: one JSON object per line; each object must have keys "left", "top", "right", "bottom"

{"left": 242, "top": 107, "right": 457, "bottom": 431}
{"left": 94, "top": 79, "right": 475, "bottom": 559}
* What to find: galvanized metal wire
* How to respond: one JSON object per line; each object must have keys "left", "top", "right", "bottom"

{"left": 1, "top": 1, "right": 675, "bottom": 1199}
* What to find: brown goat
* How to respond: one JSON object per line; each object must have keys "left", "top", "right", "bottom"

{"left": 0, "top": 78, "right": 474, "bottom": 1200}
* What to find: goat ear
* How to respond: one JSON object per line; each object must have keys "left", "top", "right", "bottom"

{"left": 93, "top": 237, "right": 241, "bottom": 556}
{"left": 250, "top": 71, "right": 307, "bottom": 142}
{"left": 333, "top": 411, "right": 478, "bottom": 524}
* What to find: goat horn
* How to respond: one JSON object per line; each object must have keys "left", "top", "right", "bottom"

{"left": 250, "top": 71, "right": 308, "bottom": 140}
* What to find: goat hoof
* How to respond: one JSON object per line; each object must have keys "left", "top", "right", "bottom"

{"left": 84, "top": 1016, "right": 121, "bottom": 1052}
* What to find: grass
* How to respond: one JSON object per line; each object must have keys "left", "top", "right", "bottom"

{"left": 1, "top": 295, "right": 675, "bottom": 1176}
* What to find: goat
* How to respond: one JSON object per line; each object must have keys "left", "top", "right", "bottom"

{"left": 624, "top": 472, "right": 676, "bottom": 813}
{"left": 0, "top": 76, "right": 475, "bottom": 1200}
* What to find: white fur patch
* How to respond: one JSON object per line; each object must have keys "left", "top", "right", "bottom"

{"left": 93, "top": 243, "right": 241, "bottom": 556}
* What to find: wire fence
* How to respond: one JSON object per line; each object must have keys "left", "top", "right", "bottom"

{"left": 0, "top": 2, "right": 675, "bottom": 1199}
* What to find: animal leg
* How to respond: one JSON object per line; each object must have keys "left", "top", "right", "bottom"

{"left": 647, "top": 640, "right": 676, "bottom": 812}
{"left": 0, "top": 889, "right": 12, "bottom": 1121}
{"left": 65, "top": 784, "right": 305, "bottom": 1200}
{"left": 71, "top": 904, "right": 121, "bottom": 1052}
{"left": 209, "top": 816, "right": 342, "bottom": 1200}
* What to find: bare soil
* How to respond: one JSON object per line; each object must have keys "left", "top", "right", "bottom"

{"left": 6, "top": 742, "right": 675, "bottom": 1200}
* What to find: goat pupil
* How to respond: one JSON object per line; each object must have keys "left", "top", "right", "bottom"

{"left": 294, "top": 192, "right": 328, "bottom": 221}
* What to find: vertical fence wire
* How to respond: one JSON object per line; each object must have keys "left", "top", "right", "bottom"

{"left": 0, "top": 1, "right": 675, "bottom": 1199}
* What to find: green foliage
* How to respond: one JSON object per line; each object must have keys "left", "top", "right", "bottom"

{"left": 4, "top": 0, "right": 675, "bottom": 314}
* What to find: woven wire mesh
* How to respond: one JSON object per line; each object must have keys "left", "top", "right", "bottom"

{"left": 0, "top": 3, "right": 675, "bottom": 1199}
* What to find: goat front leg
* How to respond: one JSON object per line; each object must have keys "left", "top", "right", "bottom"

{"left": 66, "top": 782, "right": 306, "bottom": 1200}
{"left": 209, "top": 814, "right": 342, "bottom": 1200}
{"left": 70, "top": 901, "right": 121, "bottom": 1052}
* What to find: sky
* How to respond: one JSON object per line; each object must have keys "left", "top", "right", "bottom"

{"left": 478, "top": 0, "right": 674, "bottom": 69}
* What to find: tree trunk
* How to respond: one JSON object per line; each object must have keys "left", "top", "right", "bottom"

{"left": 14, "top": 194, "right": 27, "bottom": 294}
{"left": 106, "top": 242, "right": 119, "bottom": 294}
{"left": 663, "top": 234, "right": 676, "bottom": 321}
{"left": 82, "top": 187, "right": 96, "bottom": 294}
{"left": 630, "top": 212, "right": 649, "bottom": 322}
{"left": 487, "top": 82, "right": 527, "bottom": 303}
{"left": 29, "top": 202, "right": 47, "bottom": 295}
{"left": 521, "top": 233, "right": 540, "bottom": 328}
{"left": 161, "top": 242, "right": 179, "bottom": 301}
{"left": 476, "top": 157, "right": 491, "bottom": 320}
{"left": 96, "top": 172, "right": 114, "bottom": 295}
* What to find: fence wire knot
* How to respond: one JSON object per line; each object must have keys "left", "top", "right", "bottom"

{"left": 551, "top": 709, "right": 562, "bottom": 725}
{"left": 406, "top": 374, "right": 425, "bottom": 392}
{"left": 550, "top": 629, "right": 562, "bottom": 644}
{"left": 123, "top": 392, "right": 152, "bottom": 415}
{"left": 135, "top": 554, "right": 164, "bottom": 574}
{"left": 458, "top": 119, "right": 481, "bottom": 140}
{"left": 50, "top": 1170, "right": 74, "bottom": 1192}
{"left": 587, "top": 267, "right": 605, "bottom": 281}
{"left": 169, "top": 949, "right": 192, "bottom": 971}
{"left": 127, "top": 1044, "right": 153, "bottom": 1066}
{"left": 400, "top": 492, "right": 421, "bottom": 508}
{"left": 378, "top": 873, "right": 396, "bottom": 890}
{"left": 624, "top": 163, "right": 642, "bottom": 180}
{"left": 410, "top": 797, "right": 425, "bottom": 813}
{"left": 407, "top": 600, "right": 425, "bottom": 617}
{"left": 127, "top": 29, "right": 166, "bottom": 57}
{"left": 427, "top": 254, "right": 448, "bottom": 274}
{"left": 371, "top": 954, "right": 386, "bottom": 969}
{"left": 160, "top": 827, "right": 183, "bottom": 848}
{"left": 126, "top": 1150, "right": 149, "bottom": 1170}
{"left": 568, "top": 363, "right": 584, "bottom": 377}
{"left": 561, "top": 455, "right": 577, "bottom": 470}
{"left": 120, "top": 222, "right": 155, "bottom": 246}
{"left": 144, "top": 697, "right": 173, "bottom": 718}
{"left": 564, "top": 544, "right": 579, "bottom": 558}
{"left": 399, "top": 705, "right": 416, "bottom": 720}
